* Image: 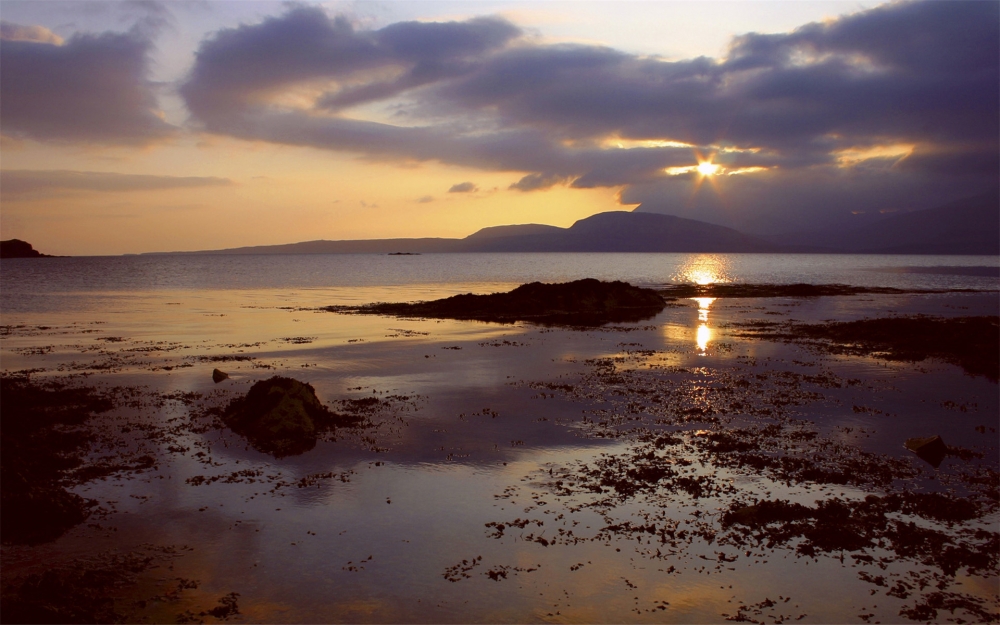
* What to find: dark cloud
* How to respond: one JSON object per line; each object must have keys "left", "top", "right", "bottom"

{"left": 179, "top": 1, "right": 999, "bottom": 231}
{"left": 182, "top": 6, "right": 519, "bottom": 118}
{"left": 1, "top": 169, "right": 232, "bottom": 198}
{"left": 622, "top": 163, "right": 989, "bottom": 233}
{"left": 509, "top": 172, "right": 567, "bottom": 192}
{"left": 448, "top": 181, "right": 478, "bottom": 193}
{"left": 0, "top": 25, "right": 175, "bottom": 145}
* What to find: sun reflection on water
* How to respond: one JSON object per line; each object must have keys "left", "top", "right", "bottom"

{"left": 692, "top": 297, "right": 716, "bottom": 353}
{"left": 693, "top": 297, "right": 715, "bottom": 322}
{"left": 674, "top": 254, "right": 733, "bottom": 286}
{"left": 696, "top": 323, "right": 712, "bottom": 352}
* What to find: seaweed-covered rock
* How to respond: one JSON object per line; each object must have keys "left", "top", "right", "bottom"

{"left": 222, "top": 377, "right": 357, "bottom": 457}
{"left": 337, "top": 279, "right": 666, "bottom": 326}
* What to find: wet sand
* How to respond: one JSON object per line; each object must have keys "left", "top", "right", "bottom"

{"left": 1, "top": 285, "right": 998, "bottom": 623}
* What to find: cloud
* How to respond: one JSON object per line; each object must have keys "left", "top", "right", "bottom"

{"left": 416, "top": 195, "right": 435, "bottom": 203}
{"left": 448, "top": 181, "right": 478, "bottom": 193}
{"left": 182, "top": 6, "right": 520, "bottom": 119}
{"left": 0, "top": 24, "right": 175, "bottom": 145}
{"left": 117, "top": 0, "right": 178, "bottom": 40}
{"left": 509, "top": 172, "right": 566, "bottom": 192}
{"left": 178, "top": 2, "right": 999, "bottom": 231}
{"left": 1, "top": 169, "right": 232, "bottom": 198}
{"left": 0, "top": 20, "right": 63, "bottom": 44}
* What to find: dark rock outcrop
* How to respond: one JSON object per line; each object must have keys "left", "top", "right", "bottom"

{"left": 339, "top": 279, "right": 667, "bottom": 326}
{"left": 0, "top": 239, "right": 53, "bottom": 259}
{"left": 222, "top": 377, "right": 360, "bottom": 457}
{"left": 212, "top": 368, "right": 229, "bottom": 383}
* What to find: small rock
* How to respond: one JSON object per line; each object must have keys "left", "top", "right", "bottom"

{"left": 221, "top": 377, "right": 360, "bottom": 457}
{"left": 904, "top": 435, "right": 947, "bottom": 468}
{"left": 212, "top": 369, "right": 229, "bottom": 383}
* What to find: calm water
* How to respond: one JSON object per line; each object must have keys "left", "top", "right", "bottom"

{"left": 2, "top": 252, "right": 998, "bottom": 306}
{"left": 1, "top": 253, "right": 998, "bottom": 623}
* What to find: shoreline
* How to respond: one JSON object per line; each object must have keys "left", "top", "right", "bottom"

{"left": 2, "top": 283, "right": 998, "bottom": 623}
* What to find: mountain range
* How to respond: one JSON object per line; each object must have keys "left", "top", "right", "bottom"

{"left": 145, "top": 192, "right": 997, "bottom": 256}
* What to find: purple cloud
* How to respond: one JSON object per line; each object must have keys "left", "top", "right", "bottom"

{"left": 1, "top": 169, "right": 232, "bottom": 198}
{"left": 174, "top": 1, "right": 998, "bottom": 230}
{"left": 448, "top": 181, "right": 478, "bottom": 193}
{"left": 0, "top": 24, "right": 175, "bottom": 145}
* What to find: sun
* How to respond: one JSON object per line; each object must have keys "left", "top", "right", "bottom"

{"left": 697, "top": 161, "right": 720, "bottom": 176}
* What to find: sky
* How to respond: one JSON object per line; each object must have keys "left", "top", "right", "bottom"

{"left": 1, "top": 0, "right": 997, "bottom": 255}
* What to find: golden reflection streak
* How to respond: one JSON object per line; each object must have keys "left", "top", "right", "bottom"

{"left": 693, "top": 297, "right": 715, "bottom": 321}
{"left": 696, "top": 324, "right": 712, "bottom": 352}
{"left": 692, "top": 297, "right": 715, "bottom": 353}
{"left": 676, "top": 254, "right": 730, "bottom": 286}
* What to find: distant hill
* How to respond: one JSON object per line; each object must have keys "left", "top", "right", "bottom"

{"left": 153, "top": 237, "right": 466, "bottom": 255}
{"left": 464, "top": 211, "right": 788, "bottom": 252}
{"left": 465, "top": 224, "right": 565, "bottom": 240}
{"left": 766, "top": 192, "right": 1000, "bottom": 254}
{"left": 0, "top": 239, "right": 54, "bottom": 258}
{"left": 142, "top": 196, "right": 998, "bottom": 256}
{"left": 149, "top": 211, "right": 789, "bottom": 255}
{"left": 839, "top": 192, "right": 999, "bottom": 254}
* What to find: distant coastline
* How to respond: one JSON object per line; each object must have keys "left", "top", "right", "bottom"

{"left": 142, "top": 192, "right": 999, "bottom": 257}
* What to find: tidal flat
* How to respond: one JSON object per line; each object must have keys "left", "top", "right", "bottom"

{"left": 1, "top": 280, "right": 998, "bottom": 624}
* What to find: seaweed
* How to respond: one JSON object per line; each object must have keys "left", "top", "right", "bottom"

{"left": 0, "top": 376, "right": 113, "bottom": 545}
{"left": 735, "top": 315, "right": 999, "bottom": 381}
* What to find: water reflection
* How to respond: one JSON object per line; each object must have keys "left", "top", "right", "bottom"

{"left": 693, "top": 297, "right": 715, "bottom": 322}
{"left": 696, "top": 324, "right": 712, "bottom": 352}
{"left": 692, "top": 297, "right": 716, "bottom": 353}
{"left": 674, "top": 254, "right": 733, "bottom": 285}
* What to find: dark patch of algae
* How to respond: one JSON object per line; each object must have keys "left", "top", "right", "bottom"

{"left": 734, "top": 315, "right": 1000, "bottom": 381}
{"left": 0, "top": 373, "right": 249, "bottom": 623}
{"left": 0, "top": 368, "right": 416, "bottom": 623}
{"left": 491, "top": 346, "right": 999, "bottom": 623}
{"left": 1, "top": 375, "right": 115, "bottom": 545}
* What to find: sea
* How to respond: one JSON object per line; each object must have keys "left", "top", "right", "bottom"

{"left": 3, "top": 252, "right": 999, "bottom": 315}
{"left": 1, "top": 252, "right": 998, "bottom": 623}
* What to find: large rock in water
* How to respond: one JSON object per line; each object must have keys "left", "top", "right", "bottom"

{"left": 355, "top": 278, "right": 667, "bottom": 326}
{"left": 222, "top": 377, "right": 345, "bottom": 457}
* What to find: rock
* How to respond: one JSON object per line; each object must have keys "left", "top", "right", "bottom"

{"left": 222, "top": 377, "right": 352, "bottom": 457}
{"left": 0, "top": 239, "right": 53, "bottom": 258}
{"left": 346, "top": 279, "right": 667, "bottom": 326}
{"left": 212, "top": 368, "right": 229, "bottom": 383}
{"left": 904, "top": 435, "right": 948, "bottom": 468}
